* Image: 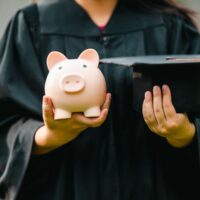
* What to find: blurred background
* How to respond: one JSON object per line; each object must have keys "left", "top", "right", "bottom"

{"left": 0, "top": 0, "right": 200, "bottom": 38}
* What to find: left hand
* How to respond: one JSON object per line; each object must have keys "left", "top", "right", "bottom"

{"left": 142, "top": 84, "right": 195, "bottom": 148}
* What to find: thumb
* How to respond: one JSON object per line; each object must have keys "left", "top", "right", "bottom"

{"left": 42, "top": 96, "right": 54, "bottom": 124}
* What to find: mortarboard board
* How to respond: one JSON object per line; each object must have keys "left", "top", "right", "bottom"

{"left": 100, "top": 55, "right": 200, "bottom": 116}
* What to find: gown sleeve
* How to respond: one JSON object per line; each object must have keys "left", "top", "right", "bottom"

{"left": 0, "top": 10, "right": 44, "bottom": 199}
{"left": 153, "top": 15, "right": 200, "bottom": 199}
{"left": 164, "top": 15, "right": 200, "bottom": 151}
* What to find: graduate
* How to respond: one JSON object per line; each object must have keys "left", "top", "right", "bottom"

{"left": 0, "top": 0, "right": 200, "bottom": 199}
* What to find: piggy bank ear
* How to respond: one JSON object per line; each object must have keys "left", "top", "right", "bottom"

{"left": 78, "top": 49, "right": 99, "bottom": 67}
{"left": 47, "top": 51, "right": 67, "bottom": 70}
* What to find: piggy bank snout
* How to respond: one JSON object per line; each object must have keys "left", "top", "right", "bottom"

{"left": 60, "top": 74, "right": 85, "bottom": 93}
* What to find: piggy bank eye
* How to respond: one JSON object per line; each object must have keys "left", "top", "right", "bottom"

{"left": 58, "top": 66, "right": 63, "bottom": 70}
{"left": 83, "top": 64, "right": 87, "bottom": 68}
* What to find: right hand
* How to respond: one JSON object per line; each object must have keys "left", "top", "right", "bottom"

{"left": 33, "top": 93, "right": 111, "bottom": 154}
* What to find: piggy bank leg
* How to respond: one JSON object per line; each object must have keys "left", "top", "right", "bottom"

{"left": 54, "top": 108, "right": 71, "bottom": 120}
{"left": 84, "top": 106, "right": 101, "bottom": 117}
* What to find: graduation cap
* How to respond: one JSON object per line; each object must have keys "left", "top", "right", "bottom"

{"left": 100, "top": 55, "right": 200, "bottom": 116}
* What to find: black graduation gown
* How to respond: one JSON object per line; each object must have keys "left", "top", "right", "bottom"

{"left": 1, "top": 1, "right": 200, "bottom": 200}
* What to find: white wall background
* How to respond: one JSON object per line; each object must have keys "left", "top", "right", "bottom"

{"left": 0, "top": 0, "right": 200, "bottom": 38}
{"left": 0, "top": 0, "right": 31, "bottom": 38}
{"left": 179, "top": 0, "right": 200, "bottom": 12}
{"left": 179, "top": 0, "right": 200, "bottom": 26}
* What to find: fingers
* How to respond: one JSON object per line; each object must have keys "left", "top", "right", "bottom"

{"left": 101, "top": 93, "right": 112, "bottom": 110}
{"left": 74, "top": 93, "right": 111, "bottom": 127}
{"left": 143, "top": 85, "right": 178, "bottom": 135}
{"left": 142, "top": 91, "right": 158, "bottom": 132}
{"left": 162, "top": 85, "right": 176, "bottom": 119}
{"left": 143, "top": 85, "right": 175, "bottom": 120}
{"left": 42, "top": 93, "right": 111, "bottom": 129}
{"left": 73, "top": 108, "right": 109, "bottom": 128}
{"left": 89, "top": 108, "right": 109, "bottom": 127}
{"left": 91, "top": 93, "right": 111, "bottom": 127}
{"left": 89, "top": 93, "right": 111, "bottom": 127}
{"left": 42, "top": 96, "right": 54, "bottom": 125}
{"left": 152, "top": 86, "right": 166, "bottom": 124}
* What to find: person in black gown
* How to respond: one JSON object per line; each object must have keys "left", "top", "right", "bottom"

{"left": 0, "top": 0, "right": 200, "bottom": 199}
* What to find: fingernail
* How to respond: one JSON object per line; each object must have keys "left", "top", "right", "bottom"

{"left": 145, "top": 91, "right": 151, "bottom": 100}
{"left": 162, "top": 84, "right": 167, "bottom": 90}
{"left": 153, "top": 85, "right": 159, "bottom": 93}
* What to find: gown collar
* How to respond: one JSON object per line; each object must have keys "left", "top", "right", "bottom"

{"left": 38, "top": 0, "right": 164, "bottom": 36}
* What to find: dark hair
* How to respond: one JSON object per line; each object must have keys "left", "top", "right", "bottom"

{"left": 127, "top": 0, "right": 197, "bottom": 26}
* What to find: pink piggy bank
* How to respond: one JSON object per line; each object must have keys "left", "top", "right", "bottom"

{"left": 45, "top": 48, "right": 107, "bottom": 120}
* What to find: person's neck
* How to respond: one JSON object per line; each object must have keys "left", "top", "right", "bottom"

{"left": 75, "top": 0, "right": 118, "bottom": 26}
